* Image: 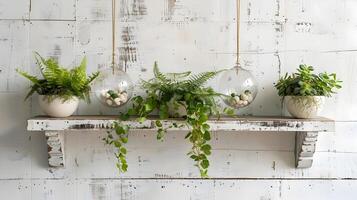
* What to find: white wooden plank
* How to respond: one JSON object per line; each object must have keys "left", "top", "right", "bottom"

{"left": 0, "top": 0, "right": 30, "bottom": 20}
{"left": 280, "top": 180, "right": 357, "bottom": 200}
{"left": 76, "top": 0, "right": 112, "bottom": 21}
{"left": 0, "top": 20, "right": 30, "bottom": 92}
{"left": 30, "top": 0, "right": 76, "bottom": 20}
{"left": 29, "top": 21, "right": 76, "bottom": 67}
{"left": 0, "top": 180, "right": 31, "bottom": 200}
{"left": 2, "top": 179, "right": 357, "bottom": 200}
{"left": 27, "top": 116, "right": 335, "bottom": 132}
{"left": 30, "top": 180, "right": 77, "bottom": 200}
{"left": 0, "top": 93, "right": 32, "bottom": 179}
{"left": 317, "top": 121, "right": 357, "bottom": 153}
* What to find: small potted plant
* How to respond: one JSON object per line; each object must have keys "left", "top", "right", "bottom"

{"left": 17, "top": 53, "right": 99, "bottom": 117}
{"left": 274, "top": 64, "right": 342, "bottom": 119}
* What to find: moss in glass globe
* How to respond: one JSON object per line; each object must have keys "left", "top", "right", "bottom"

{"left": 219, "top": 66, "right": 258, "bottom": 109}
{"left": 93, "top": 69, "right": 133, "bottom": 107}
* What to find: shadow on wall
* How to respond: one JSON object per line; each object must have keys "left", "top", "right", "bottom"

{"left": 0, "top": 93, "right": 48, "bottom": 171}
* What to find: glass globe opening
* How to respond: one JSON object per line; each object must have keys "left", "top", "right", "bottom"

{"left": 92, "top": 68, "right": 133, "bottom": 107}
{"left": 218, "top": 66, "right": 258, "bottom": 109}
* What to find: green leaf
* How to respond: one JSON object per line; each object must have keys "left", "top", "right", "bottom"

{"left": 144, "top": 103, "right": 154, "bottom": 112}
{"left": 200, "top": 169, "right": 208, "bottom": 178}
{"left": 201, "top": 144, "right": 212, "bottom": 152}
{"left": 157, "top": 129, "right": 165, "bottom": 140}
{"left": 203, "top": 131, "right": 211, "bottom": 141}
{"left": 115, "top": 125, "right": 128, "bottom": 135}
{"left": 120, "top": 113, "right": 130, "bottom": 120}
{"left": 120, "top": 147, "right": 127, "bottom": 154}
{"left": 199, "top": 114, "right": 208, "bottom": 123}
{"left": 114, "top": 141, "right": 121, "bottom": 148}
{"left": 190, "top": 155, "right": 198, "bottom": 160}
{"left": 159, "top": 104, "right": 169, "bottom": 119}
{"left": 223, "top": 107, "right": 235, "bottom": 115}
{"left": 202, "top": 124, "right": 210, "bottom": 131}
{"left": 200, "top": 159, "right": 210, "bottom": 169}
{"left": 138, "top": 117, "right": 147, "bottom": 123}
{"left": 121, "top": 137, "right": 128, "bottom": 143}
{"left": 185, "top": 132, "right": 192, "bottom": 139}
{"left": 155, "top": 120, "right": 162, "bottom": 127}
{"left": 122, "top": 163, "right": 128, "bottom": 172}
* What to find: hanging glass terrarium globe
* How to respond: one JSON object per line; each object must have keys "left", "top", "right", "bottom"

{"left": 218, "top": 0, "right": 258, "bottom": 109}
{"left": 92, "top": 0, "right": 133, "bottom": 107}
{"left": 93, "top": 67, "right": 133, "bottom": 107}
{"left": 219, "top": 63, "right": 258, "bottom": 109}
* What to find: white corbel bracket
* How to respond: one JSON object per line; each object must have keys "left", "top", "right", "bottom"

{"left": 45, "top": 131, "right": 65, "bottom": 167}
{"left": 295, "top": 131, "right": 319, "bottom": 168}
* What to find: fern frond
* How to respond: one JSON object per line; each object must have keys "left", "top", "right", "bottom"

{"left": 86, "top": 72, "right": 100, "bottom": 85}
{"left": 70, "top": 57, "right": 88, "bottom": 92}
{"left": 166, "top": 71, "right": 191, "bottom": 80}
{"left": 24, "top": 84, "right": 40, "bottom": 100}
{"left": 153, "top": 61, "right": 170, "bottom": 83}
{"left": 34, "top": 52, "right": 48, "bottom": 77}
{"left": 183, "top": 70, "right": 223, "bottom": 88}
{"left": 16, "top": 69, "right": 40, "bottom": 84}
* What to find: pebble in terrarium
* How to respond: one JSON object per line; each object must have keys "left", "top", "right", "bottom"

{"left": 93, "top": 69, "right": 133, "bottom": 108}
{"left": 218, "top": 65, "right": 258, "bottom": 109}
{"left": 100, "top": 88, "right": 129, "bottom": 107}
{"left": 227, "top": 90, "right": 254, "bottom": 109}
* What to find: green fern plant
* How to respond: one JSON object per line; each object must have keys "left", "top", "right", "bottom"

{"left": 17, "top": 52, "right": 99, "bottom": 102}
{"left": 105, "top": 62, "right": 233, "bottom": 177}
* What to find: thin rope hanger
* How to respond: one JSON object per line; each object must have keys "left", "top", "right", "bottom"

{"left": 236, "top": 0, "right": 241, "bottom": 66}
{"left": 111, "top": 0, "right": 116, "bottom": 74}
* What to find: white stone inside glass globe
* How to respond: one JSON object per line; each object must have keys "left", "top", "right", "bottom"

{"left": 219, "top": 66, "right": 258, "bottom": 109}
{"left": 93, "top": 68, "right": 133, "bottom": 107}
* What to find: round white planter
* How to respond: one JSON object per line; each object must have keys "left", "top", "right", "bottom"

{"left": 284, "top": 96, "right": 325, "bottom": 119}
{"left": 38, "top": 95, "right": 79, "bottom": 118}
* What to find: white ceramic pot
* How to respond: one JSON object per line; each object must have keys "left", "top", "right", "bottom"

{"left": 38, "top": 95, "right": 79, "bottom": 118}
{"left": 284, "top": 96, "right": 325, "bottom": 119}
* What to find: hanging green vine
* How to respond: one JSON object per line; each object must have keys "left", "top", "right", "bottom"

{"left": 104, "top": 62, "right": 233, "bottom": 177}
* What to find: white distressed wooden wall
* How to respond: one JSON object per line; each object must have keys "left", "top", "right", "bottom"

{"left": 1, "top": 0, "right": 357, "bottom": 199}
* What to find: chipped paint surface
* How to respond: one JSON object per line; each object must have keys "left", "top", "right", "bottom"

{"left": 45, "top": 131, "right": 65, "bottom": 167}
{"left": 27, "top": 116, "right": 335, "bottom": 132}
{"left": 1, "top": 0, "right": 357, "bottom": 199}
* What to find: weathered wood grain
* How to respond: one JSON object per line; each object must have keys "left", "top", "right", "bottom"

{"left": 45, "top": 131, "right": 65, "bottom": 167}
{"left": 27, "top": 115, "right": 335, "bottom": 132}
{"left": 3, "top": 179, "right": 357, "bottom": 200}
{"left": 295, "top": 131, "right": 318, "bottom": 168}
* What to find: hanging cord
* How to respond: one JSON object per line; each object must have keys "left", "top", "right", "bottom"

{"left": 236, "top": 0, "right": 241, "bottom": 66}
{"left": 112, "top": 0, "right": 116, "bottom": 74}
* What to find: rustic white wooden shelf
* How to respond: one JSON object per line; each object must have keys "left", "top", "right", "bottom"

{"left": 27, "top": 115, "right": 335, "bottom": 169}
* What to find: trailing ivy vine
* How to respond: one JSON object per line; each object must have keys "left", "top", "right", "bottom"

{"left": 104, "top": 63, "right": 233, "bottom": 177}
